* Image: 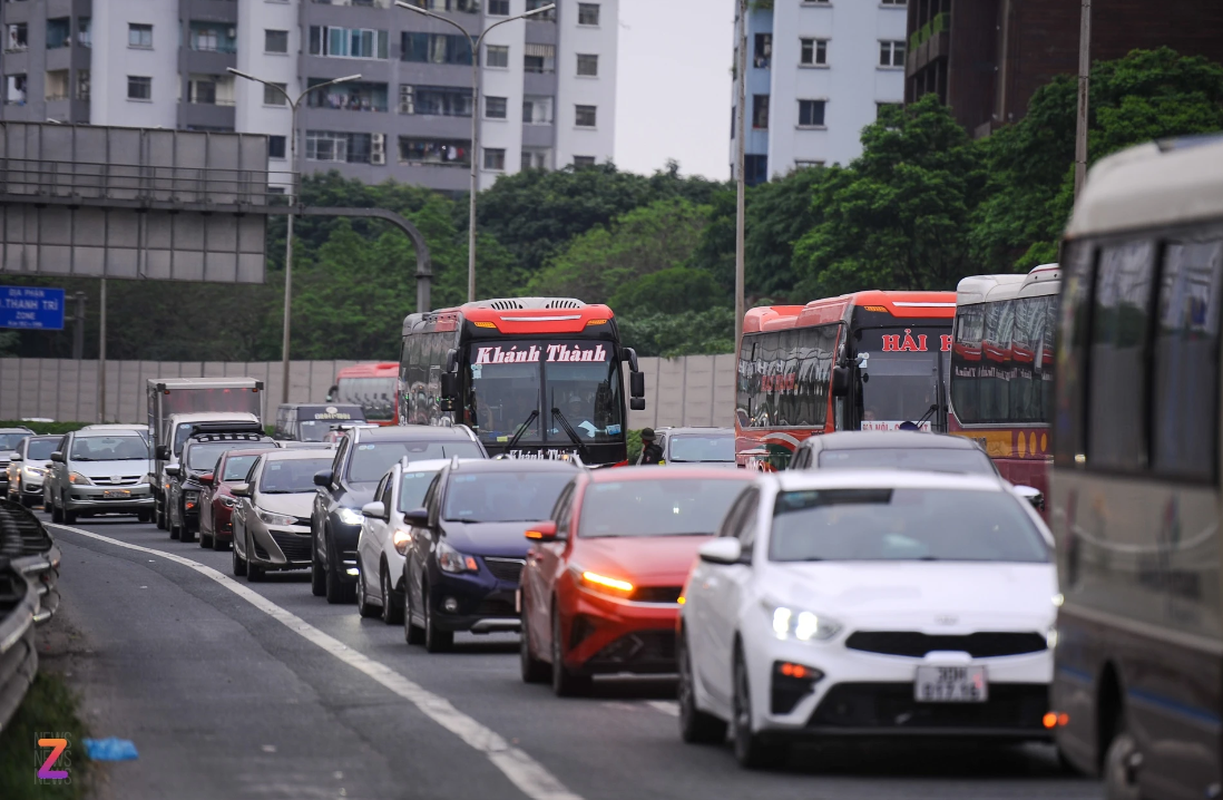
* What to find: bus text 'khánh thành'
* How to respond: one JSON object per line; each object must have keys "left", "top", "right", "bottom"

{"left": 328, "top": 363, "right": 399, "bottom": 425}
{"left": 399, "top": 297, "right": 646, "bottom": 465}
{"left": 948, "top": 263, "right": 1060, "bottom": 497}
{"left": 736, "top": 291, "right": 956, "bottom": 470}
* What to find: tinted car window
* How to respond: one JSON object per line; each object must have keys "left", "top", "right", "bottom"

{"left": 187, "top": 441, "right": 276, "bottom": 471}
{"left": 769, "top": 488, "right": 1048, "bottom": 563}
{"left": 579, "top": 479, "right": 746, "bottom": 537}
{"left": 442, "top": 471, "right": 572, "bottom": 523}
{"left": 26, "top": 438, "right": 59, "bottom": 460}
{"left": 70, "top": 435, "right": 149, "bottom": 461}
{"left": 668, "top": 435, "right": 735, "bottom": 463}
{"left": 398, "top": 469, "right": 441, "bottom": 512}
{"left": 222, "top": 454, "right": 263, "bottom": 482}
{"left": 348, "top": 440, "right": 483, "bottom": 484}
{"left": 817, "top": 447, "right": 996, "bottom": 475}
{"left": 260, "top": 457, "right": 336, "bottom": 494}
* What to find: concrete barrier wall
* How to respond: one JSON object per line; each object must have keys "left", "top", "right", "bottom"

{"left": 0, "top": 356, "right": 739, "bottom": 430}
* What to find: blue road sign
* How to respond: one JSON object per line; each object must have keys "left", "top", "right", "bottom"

{"left": 0, "top": 286, "right": 66, "bottom": 330}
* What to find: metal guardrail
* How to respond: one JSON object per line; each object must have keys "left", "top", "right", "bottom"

{"left": 0, "top": 500, "right": 61, "bottom": 625}
{"left": 0, "top": 556, "right": 38, "bottom": 734}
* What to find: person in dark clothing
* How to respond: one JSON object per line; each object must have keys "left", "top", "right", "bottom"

{"left": 637, "top": 428, "right": 664, "bottom": 465}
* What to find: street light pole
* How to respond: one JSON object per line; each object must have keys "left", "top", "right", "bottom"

{"left": 396, "top": 1, "right": 556, "bottom": 303}
{"left": 228, "top": 68, "right": 362, "bottom": 405}
{"left": 1073, "top": 0, "right": 1092, "bottom": 199}
{"left": 734, "top": 0, "right": 748, "bottom": 351}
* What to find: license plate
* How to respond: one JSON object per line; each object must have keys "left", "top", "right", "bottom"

{"left": 103, "top": 489, "right": 131, "bottom": 499}
{"left": 914, "top": 665, "right": 988, "bottom": 702}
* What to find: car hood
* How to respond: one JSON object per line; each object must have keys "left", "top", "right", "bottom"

{"left": 0, "top": 450, "right": 16, "bottom": 461}
{"left": 22, "top": 460, "right": 53, "bottom": 471}
{"left": 338, "top": 484, "right": 376, "bottom": 510}
{"left": 440, "top": 521, "right": 539, "bottom": 558}
{"left": 71, "top": 459, "right": 153, "bottom": 479}
{"left": 760, "top": 561, "right": 1058, "bottom": 631}
{"left": 254, "top": 492, "right": 316, "bottom": 518}
{"left": 573, "top": 535, "right": 712, "bottom": 584}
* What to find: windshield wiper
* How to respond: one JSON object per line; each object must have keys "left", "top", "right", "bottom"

{"left": 550, "top": 408, "right": 589, "bottom": 460}
{"left": 504, "top": 409, "right": 540, "bottom": 451}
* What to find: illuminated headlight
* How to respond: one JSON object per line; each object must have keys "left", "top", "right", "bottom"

{"left": 22, "top": 466, "right": 44, "bottom": 480}
{"left": 575, "top": 567, "right": 634, "bottom": 597}
{"left": 765, "top": 600, "right": 841, "bottom": 642}
{"left": 392, "top": 529, "right": 411, "bottom": 556}
{"left": 437, "top": 540, "right": 478, "bottom": 574}
{"left": 68, "top": 471, "right": 93, "bottom": 486}
{"left": 257, "top": 508, "right": 297, "bottom": 526}
{"left": 337, "top": 507, "right": 363, "bottom": 526}
{"left": 220, "top": 496, "right": 237, "bottom": 509}
{"left": 1046, "top": 625, "right": 1059, "bottom": 650}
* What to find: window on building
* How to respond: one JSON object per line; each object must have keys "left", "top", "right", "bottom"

{"left": 4, "top": 74, "right": 26, "bottom": 105}
{"left": 795, "top": 160, "right": 825, "bottom": 169}
{"left": 524, "top": 43, "right": 555, "bottom": 73}
{"left": 744, "top": 154, "right": 768, "bottom": 186}
{"left": 523, "top": 95, "right": 553, "bottom": 124}
{"left": 526, "top": 0, "right": 556, "bottom": 20}
{"left": 483, "top": 148, "right": 506, "bottom": 171}
{"left": 190, "top": 78, "right": 217, "bottom": 104}
{"left": 128, "top": 23, "right": 152, "bottom": 48}
{"left": 879, "top": 40, "right": 905, "bottom": 67}
{"left": 397, "top": 137, "right": 470, "bottom": 166}
{"left": 306, "top": 79, "right": 389, "bottom": 112}
{"left": 485, "top": 44, "right": 509, "bottom": 68}
{"left": 192, "top": 26, "right": 221, "bottom": 52}
{"left": 573, "top": 156, "right": 596, "bottom": 168}
{"left": 401, "top": 32, "right": 472, "bottom": 64}
{"left": 522, "top": 149, "right": 550, "bottom": 170}
{"left": 6, "top": 23, "right": 28, "bottom": 52}
{"left": 880, "top": 0, "right": 906, "bottom": 5}
{"left": 306, "top": 131, "right": 372, "bottom": 163}
{"left": 485, "top": 96, "right": 507, "bottom": 119}
{"left": 46, "top": 18, "right": 70, "bottom": 49}
{"left": 487, "top": 0, "right": 509, "bottom": 14}
{"left": 75, "top": 70, "right": 90, "bottom": 101}
{"left": 575, "top": 104, "right": 597, "bottom": 128}
{"left": 268, "top": 135, "right": 286, "bottom": 159}
{"left": 309, "top": 26, "right": 389, "bottom": 59}
{"left": 45, "top": 70, "right": 69, "bottom": 101}
{"left": 753, "top": 33, "right": 771, "bottom": 68}
{"left": 800, "top": 38, "right": 828, "bottom": 66}
{"left": 798, "top": 99, "right": 826, "bottom": 127}
{"left": 127, "top": 75, "right": 152, "bottom": 100}
{"left": 263, "top": 83, "right": 287, "bottom": 105}
{"left": 576, "top": 53, "right": 598, "bottom": 77}
{"left": 752, "top": 94, "right": 769, "bottom": 129}
{"left": 77, "top": 18, "right": 91, "bottom": 48}
{"left": 265, "top": 29, "right": 289, "bottom": 53}
{"left": 577, "top": 2, "right": 600, "bottom": 25}
{"left": 404, "top": 85, "right": 472, "bottom": 116}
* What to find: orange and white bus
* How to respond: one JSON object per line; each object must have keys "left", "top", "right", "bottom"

{"left": 736, "top": 291, "right": 957, "bottom": 469}
{"left": 327, "top": 362, "right": 399, "bottom": 426}
{"left": 948, "top": 264, "right": 1060, "bottom": 496}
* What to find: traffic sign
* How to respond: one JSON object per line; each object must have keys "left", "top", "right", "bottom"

{"left": 0, "top": 286, "right": 66, "bottom": 330}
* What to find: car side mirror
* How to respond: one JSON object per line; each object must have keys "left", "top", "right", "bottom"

{"left": 9, "top": 453, "right": 22, "bottom": 463}
{"left": 49, "top": 451, "right": 64, "bottom": 463}
{"left": 165, "top": 465, "right": 181, "bottom": 478}
{"left": 155, "top": 445, "right": 170, "bottom": 461}
{"left": 403, "top": 507, "right": 430, "bottom": 528}
{"left": 525, "top": 520, "right": 559, "bottom": 541}
{"left": 313, "top": 469, "right": 332, "bottom": 487}
{"left": 1015, "top": 485, "right": 1045, "bottom": 511}
{"left": 231, "top": 483, "right": 251, "bottom": 498}
{"left": 698, "top": 538, "right": 743, "bottom": 565}
{"left": 362, "top": 500, "right": 388, "bottom": 520}
{"left": 832, "top": 365, "right": 850, "bottom": 397}
{"left": 199, "top": 472, "right": 214, "bottom": 486}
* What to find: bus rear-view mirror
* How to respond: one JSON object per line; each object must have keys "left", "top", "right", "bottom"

{"left": 155, "top": 445, "right": 170, "bottom": 461}
{"left": 832, "top": 366, "right": 850, "bottom": 397}
{"left": 630, "top": 371, "right": 645, "bottom": 398}
{"left": 440, "top": 372, "right": 458, "bottom": 400}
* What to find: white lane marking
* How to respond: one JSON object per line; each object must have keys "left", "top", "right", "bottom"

{"left": 50, "top": 524, "right": 583, "bottom": 800}
{"left": 647, "top": 701, "right": 679, "bottom": 717}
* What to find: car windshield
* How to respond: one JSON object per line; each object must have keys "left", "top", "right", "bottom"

{"left": 769, "top": 487, "right": 1049, "bottom": 563}
{"left": 668, "top": 435, "right": 735, "bottom": 463}
{"left": 222, "top": 454, "right": 264, "bottom": 482}
{"left": 817, "top": 447, "right": 996, "bottom": 475}
{"left": 398, "top": 469, "right": 440, "bottom": 512}
{"left": 26, "top": 438, "right": 59, "bottom": 460}
{"left": 347, "top": 440, "right": 484, "bottom": 485}
{"left": 0, "top": 433, "right": 30, "bottom": 451}
{"left": 579, "top": 478, "right": 747, "bottom": 537}
{"left": 442, "top": 471, "right": 573, "bottom": 523}
{"left": 187, "top": 441, "right": 276, "bottom": 471}
{"left": 259, "top": 457, "right": 335, "bottom": 494}
{"left": 70, "top": 435, "right": 149, "bottom": 461}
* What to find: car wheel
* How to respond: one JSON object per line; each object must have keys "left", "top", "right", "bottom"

{"left": 246, "top": 534, "right": 264, "bottom": 582}
{"left": 678, "top": 630, "right": 727, "bottom": 744}
{"left": 181, "top": 516, "right": 195, "bottom": 543}
{"left": 423, "top": 589, "right": 453, "bottom": 653}
{"left": 63, "top": 508, "right": 77, "bottom": 525}
{"left": 231, "top": 534, "right": 247, "bottom": 577}
{"left": 1104, "top": 730, "right": 1142, "bottom": 800}
{"left": 199, "top": 528, "right": 212, "bottom": 549}
{"left": 137, "top": 510, "right": 152, "bottom": 523}
{"left": 519, "top": 602, "right": 549, "bottom": 684}
{"left": 310, "top": 546, "right": 326, "bottom": 597}
{"left": 732, "top": 647, "right": 786, "bottom": 769}
{"left": 551, "top": 607, "right": 592, "bottom": 697}
{"left": 20, "top": 496, "right": 34, "bottom": 509}
{"left": 212, "top": 531, "right": 228, "bottom": 552}
{"left": 404, "top": 576, "right": 425, "bottom": 645}
{"left": 169, "top": 518, "right": 181, "bottom": 540}
{"left": 380, "top": 565, "right": 404, "bottom": 626}
{"left": 356, "top": 568, "right": 379, "bottom": 618}
{"left": 51, "top": 497, "right": 64, "bottom": 524}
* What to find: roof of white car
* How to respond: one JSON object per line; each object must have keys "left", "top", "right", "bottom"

{"left": 398, "top": 458, "right": 475, "bottom": 472}
{"left": 169, "top": 412, "right": 259, "bottom": 421}
{"left": 771, "top": 468, "right": 1009, "bottom": 493}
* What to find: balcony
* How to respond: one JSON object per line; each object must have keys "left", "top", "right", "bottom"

{"left": 906, "top": 12, "right": 949, "bottom": 76}
{"left": 306, "top": 80, "right": 388, "bottom": 112}
{"left": 188, "top": 22, "right": 238, "bottom": 54}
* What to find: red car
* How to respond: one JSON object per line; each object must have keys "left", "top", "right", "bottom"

{"left": 199, "top": 448, "right": 278, "bottom": 550}
{"left": 519, "top": 465, "right": 756, "bottom": 696}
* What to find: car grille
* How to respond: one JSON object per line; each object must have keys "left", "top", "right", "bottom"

{"left": 269, "top": 531, "right": 311, "bottom": 562}
{"left": 808, "top": 683, "right": 1048, "bottom": 730}
{"left": 92, "top": 475, "right": 144, "bottom": 486}
{"left": 483, "top": 557, "right": 525, "bottom": 584}
{"left": 631, "top": 586, "right": 683, "bottom": 604}
{"left": 844, "top": 631, "right": 1048, "bottom": 659}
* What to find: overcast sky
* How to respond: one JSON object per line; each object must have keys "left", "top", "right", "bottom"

{"left": 614, "top": 0, "right": 734, "bottom": 181}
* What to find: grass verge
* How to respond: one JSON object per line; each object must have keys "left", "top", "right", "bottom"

{"left": 0, "top": 671, "right": 92, "bottom": 799}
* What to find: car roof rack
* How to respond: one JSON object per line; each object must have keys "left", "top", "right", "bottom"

{"left": 188, "top": 421, "right": 265, "bottom": 437}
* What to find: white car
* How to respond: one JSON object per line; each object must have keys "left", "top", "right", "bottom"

{"left": 677, "top": 469, "right": 1057, "bottom": 768}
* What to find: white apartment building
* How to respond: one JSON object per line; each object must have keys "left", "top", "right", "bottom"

{"left": 2, "top": 0, "right": 618, "bottom": 193}
{"left": 731, "top": 0, "right": 908, "bottom": 184}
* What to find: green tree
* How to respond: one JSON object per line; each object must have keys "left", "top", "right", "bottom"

{"left": 616, "top": 308, "right": 737, "bottom": 358}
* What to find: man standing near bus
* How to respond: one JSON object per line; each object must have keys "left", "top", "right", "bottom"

{"left": 637, "top": 428, "right": 664, "bottom": 465}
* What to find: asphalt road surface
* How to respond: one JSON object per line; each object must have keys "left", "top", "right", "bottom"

{"left": 46, "top": 514, "right": 1102, "bottom": 800}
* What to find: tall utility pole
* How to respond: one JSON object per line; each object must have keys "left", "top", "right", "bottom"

{"left": 71, "top": 292, "right": 85, "bottom": 360}
{"left": 97, "top": 279, "right": 106, "bottom": 422}
{"left": 734, "top": 0, "right": 748, "bottom": 351}
{"left": 1073, "top": 0, "right": 1092, "bottom": 198}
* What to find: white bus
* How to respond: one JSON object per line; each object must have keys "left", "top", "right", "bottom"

{"left": 1049, "top": 134, "right": 1223, "bottom": 799}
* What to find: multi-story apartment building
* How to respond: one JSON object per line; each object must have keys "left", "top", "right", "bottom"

{"left": 1, "top": 0, "right": 617, "bottom": 192}
{"left": 730, "top": 0, "right": 908, "bottom": 185}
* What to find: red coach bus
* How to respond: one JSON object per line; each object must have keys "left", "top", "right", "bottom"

{"left": 400, "top": 297, "right": 646, "bottom": 465}
{"left": 736, "top": 291, "right": 957, "bottom": 469}
{"left": 327, "top": 362, "right": 399, "bottom": 425}
{"left": 948, "top": 264, "right": 1060, "bottom": 495}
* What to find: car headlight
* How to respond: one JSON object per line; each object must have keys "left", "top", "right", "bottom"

{"left": 220, "top": 496, "right": 237, "bottom": 509}
{"left": 436, "top": 540, "right": 478, "bottom": 574}
{"left": 68, "top": 471, "right": 93, "bottom": 486}
{"left": 763, "top": 599, "right": 841, "bottom": 642}
{"left": 337, "top": 507, "right": 363, "bottom": 526}
{"left": 257, "top": 508, "right": 298, "bottom": 526}
{"left": 574, "top": 567, "right": 634, "bottom": 597}
{"left": 22, "top": 466, "right": 43, "bottom": 480}
{"left": 392, "top": 529, "right": 411, "bottom": 556}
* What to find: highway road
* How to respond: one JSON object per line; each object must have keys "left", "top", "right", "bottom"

{"left": 47, "top": 514, "right": 1101, "bottom": 800}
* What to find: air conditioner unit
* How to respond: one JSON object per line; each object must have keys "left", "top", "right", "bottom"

{"left": 370, "top": 133, "right": 385, "bottom": 165}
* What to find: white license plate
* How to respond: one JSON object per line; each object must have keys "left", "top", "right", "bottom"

{"left": 914, "top": 665, "right": 988, "bottom": 702}
{"left": 103, "top": 489, "right": 131, "bottom": 499}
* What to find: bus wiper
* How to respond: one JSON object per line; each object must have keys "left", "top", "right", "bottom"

{"left": 505, "top": 409, "right": 540, "bottom": 451}
{"left": 550, "top": 408, "right": 590, "bottom": 460}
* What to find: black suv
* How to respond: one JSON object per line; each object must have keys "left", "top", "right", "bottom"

{"left": 311, "top": 425, "right": 486, "bottom": 604}
{"left": 167, "top": 424, "right": 277, "bottom": 543}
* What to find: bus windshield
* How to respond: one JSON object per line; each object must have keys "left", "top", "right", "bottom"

{"left": 336, "top": 377, "right": 397, "bottom": 422}
{"left": 858, "top": 328, "right": 943, "bottom": 430}
{"left": 465, "top": 340, "right": 624, "bottom": 445}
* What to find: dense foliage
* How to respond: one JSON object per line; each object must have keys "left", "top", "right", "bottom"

{"left": 4, "top": 49, "right": 1220, "bottom": 360}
